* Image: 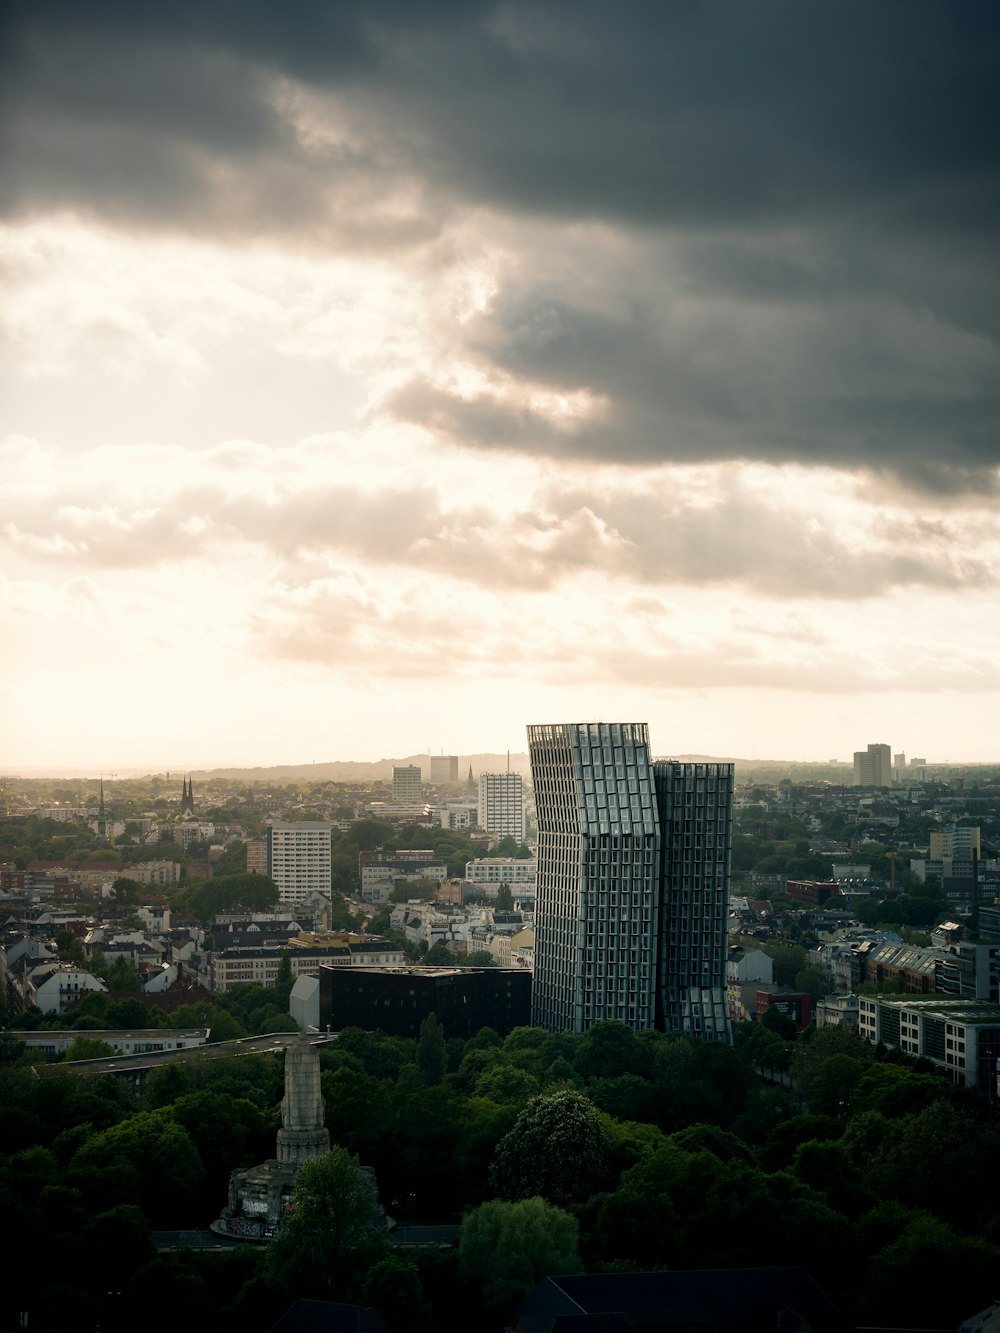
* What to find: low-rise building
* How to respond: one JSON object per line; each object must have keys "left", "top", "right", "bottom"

{"left": 815, "top": 993, "right": 860, "bottom": 1028}
{"left": 755, "top": 989, "right": 813, "bottom": 1030}
{"left": 936, "top": 943, "right": 1000, "bottom": 1004}
{"left": 464, "top": 857, "right": 537, "bottom": 890}
{"left": 209, "top": 933, "right": 404, "bottom": 992}
{"left": 318, "top": 964, "right": 532, "bottom": 1038}
{"left": 12, "top": 1028, "right": 210, "bottom": 1059}
{"left": 786, "top": 880, "right": 842, "bottom": 908}
{"left": 510, "top": 929, "right": 534, "bottom": 971}
{"left": 358, "top": 849, "right": 447, "bottom": 903}
{"left": 858, "top": 994, "right": 1000, "bottom": 1106}
{"left": 24, "top": 963, "right": 107, "bottom": 1014}
{"left": 137, "top": 904, "right": 172, "bottom": 932}
{"left": 124, "top": 861, "right": 182, "bottom": 887}
{"left": 863, "top": 940, "right": 944, "bottom": 994}
{"left": 726, "top": 947, "right": 775, "bottom": 1023}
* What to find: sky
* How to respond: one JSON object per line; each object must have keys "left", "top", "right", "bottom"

{"left": 2, "top": 1, "right": 1000, "bottom": 773}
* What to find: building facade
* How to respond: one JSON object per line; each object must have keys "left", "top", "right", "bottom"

{"left": 319, "top": 964, "right": 531, "bottom": 1038}
{"left": 528, "top": 721, "right": 732, "bottom": 1040}
{"left": 858, "top": 994, "right": 1000, "bottom": 1106}
{"left": 246, "top": 838, "right": 267, "bottom": 876}
{"left": 209, "top": 934, "right": 404, "bottom": 992}
{"left": 266, "top": 822, "right": 332, "bottom": 905}
{"left": 477, "top": 771, "right": 526, "bottom": 844}
{"left": 392, "top": 765, "right": 423, "bottom": 804}
{"left": 853, "top": 743, "right": 892, "bottom": 787}
{"left": 465, "top": 857, "right": 537, "bottom": 889}
{"left": 430, "top": 755, "right": 459, "bottom": 784}
{"left": 358, "top": 849, "right": 447, "bottom": 903}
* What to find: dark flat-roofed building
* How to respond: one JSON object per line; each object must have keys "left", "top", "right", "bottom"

{"left": 319, "top": 964, "right": 531, "bottom": 1038}
{"left": 516, "top": 1267, "right": 854, "bottom": 1333}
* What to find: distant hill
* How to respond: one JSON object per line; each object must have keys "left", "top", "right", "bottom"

{"left": 189, "top": 754, "right": 534, "bottom": 782}
{"left": 187, "top": 754, "right": 857, "bottom": 782}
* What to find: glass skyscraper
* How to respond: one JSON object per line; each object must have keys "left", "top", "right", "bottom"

{"left": 527, "top": 722, "right": 733, "bottom": 1040}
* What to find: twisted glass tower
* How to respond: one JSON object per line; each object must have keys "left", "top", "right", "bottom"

{"left": 527, "top": 722, "right": 732, "bottom": 1040}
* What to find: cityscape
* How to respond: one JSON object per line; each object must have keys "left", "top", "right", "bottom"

{"left": 4, "top": 1, "right": 1000, "bottom": 1332}
{"left": 2, "top": 730, "right": 1000, "bottom": 1331}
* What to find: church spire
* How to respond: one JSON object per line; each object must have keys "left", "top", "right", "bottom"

{"left": 181, "top": 775, "right": 194, "bottom": 817}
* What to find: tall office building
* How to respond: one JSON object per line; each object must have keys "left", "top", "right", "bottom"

{"left": 430, "top": 755, "right": 459, "bottom": 784}
{"left": 528, "top": 722, "right": 733, "bottom": 1040}
{"left": 853, "top": 743, "right": 892, "bottom": 787}
{"left": 478, "top": 771, "right": 525, "bottom": 844}
{"left": 392, "top": 765, "right": 423, "bottom": 804}
{"left": 266, "top": 821, "right": 332, "bottom": 905}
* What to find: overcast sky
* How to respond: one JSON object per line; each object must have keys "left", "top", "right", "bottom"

{"left": 3, "top": 1, "right": 999, "bottom": 772}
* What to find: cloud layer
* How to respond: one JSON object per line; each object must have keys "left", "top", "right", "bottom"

{"left": 3, "top": 3, "right": 1000, "bottom": 767}
{"left": 4, "top": 2, "right": 1000, "bottom": 485}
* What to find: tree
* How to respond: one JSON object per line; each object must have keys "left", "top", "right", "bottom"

{"left": 760, "top": 1007, "right": 797, "bottom": 1040}
{"left": 106, "top": 997, "right": 157, "bottom": 1029}
{"left": 265, "top": 1147, "right": 383, "bottom": 1298}
{"left": 417, "top": 1013, "right": 446, "bottom": 1086}
{"left": 167, "top": 1090, "right": 267, "bottom": 1210}
{"left": 55, "top": 929, "right": 87, "bottom": 967}
{"left": 762, "top": 942, "right": 808, "bottom": 986}
{"left": 858, "top": 1209, "right": 1000, "bottom": 1330}
{"left": 68, "top": 1111, "right": 205, "bottom": 1225}
{"left": 464, "top": 950, "right": 497, "bottom": 967}
{"left": 273, "top": 951, "right": 294, "bottom": 1007}
{"left": 75, "top": 1203, "right": 155, "bottom": 1278}
{"left": 459, "top": 1197, "right": 579, "bottom": 1318}
{"left": 170, "top": 1001, "right": 248, "bottom": 1043}
{"left": 391, "top": 878, "right": 437, "bottom": 903}
{"left": 111, "top": 876, "right": 141, "bottom": 905}
{"left": 212, "top": 840, "right": 248, "bottom": 877}
{"left": 790, "top": 1026, "right": 874, "bottom": 1104}
{"left": 360, "top": 1254, "right": 432, "bottom": 1333}
{"left": 574, "top": 1020, "right": 646, "bottom": 1082}
{"left": 328, "top": 893, "right": 363, "bottom": 931}
{"left": 494, "top": 883, "right": 514, "bottom": 911}
{"left": 140, "top": 1062, "right": 192, "bottom": 1110}
{"left": 669, "top": 1124, "right": 756, "bottom": 1166}
{"left": 490, "top": 1088, "right": 611, "bottom": 1208}
{"left": 794, "top": 963, "right": 834, "bottom": 1003}
{"left": 805, "top": 1053, "right": 867, "bottom": 1118}
{"left": 63, "top": 1036, "right": 116, "bottom": 1062}
{"left": 175, "top": 872, "right": 278, "bottom": 923}
{"left": 474, "top": 1064, "right": 540, "bottom": 1105}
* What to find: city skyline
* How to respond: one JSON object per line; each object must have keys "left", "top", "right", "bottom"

{"left": 3, "top": 5, "right": 999, "bottom": 772}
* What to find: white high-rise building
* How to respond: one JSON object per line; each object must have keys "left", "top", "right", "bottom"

{"left": 478, "top": 772, "right": 525, "bottom": 844}
{"left": 392, "top": 765, "right": 423, "bottom": 804}
{"left": 853, "top": 743, "right": 892, "bottom": 788}
{"left": 266, "top": 822, "right": 332, "bottom": 905}
{"left": 528, "top": 722, "right": 732, "bottom": 1040}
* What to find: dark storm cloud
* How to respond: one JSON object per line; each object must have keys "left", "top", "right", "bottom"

{"left": 387, "top": 272, "right": 1000, "bottom": 485}
{"left": 6, "top": 1, "right": 998, "bottom": 232}
{"left": 4, "top": 1, "right": 1000, "bottom": 484}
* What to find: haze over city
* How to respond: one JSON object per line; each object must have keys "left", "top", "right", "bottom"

{"left": 3, "top": 3, "right": 999, "bottom": 773}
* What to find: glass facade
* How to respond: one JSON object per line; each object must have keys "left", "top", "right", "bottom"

{"left": 528, "top": 723, "right": 733, "bottom": 1040}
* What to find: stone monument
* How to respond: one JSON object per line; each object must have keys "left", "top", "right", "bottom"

{"left": 215, "top": 1034, "right": 331, "bottom": 1240}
